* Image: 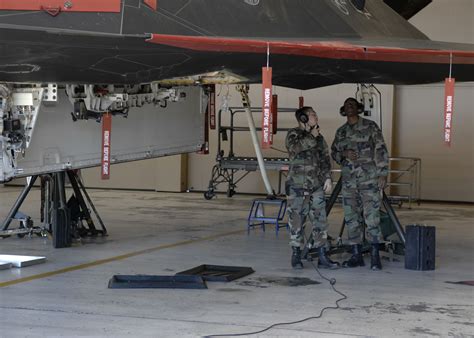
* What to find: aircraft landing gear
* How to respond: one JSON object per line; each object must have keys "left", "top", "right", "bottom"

{"left": 1, "top": 170, "right": 107, "bottom": 248}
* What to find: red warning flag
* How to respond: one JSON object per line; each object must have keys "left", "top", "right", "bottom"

{"left": 262, "top": 67, "right": 273, "bottom": 149}
{"left": 299, "top": 96, "right": 304, "bottom": 108}
{"left": 444, "top": 78, "right": 455, "bottom": 147}
{"left": 101, "top": 113, "right": 112, "bottom": 180}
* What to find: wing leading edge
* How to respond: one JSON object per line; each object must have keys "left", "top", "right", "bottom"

{"left": 147, "top": 34, "right": 474, "bottom": 65}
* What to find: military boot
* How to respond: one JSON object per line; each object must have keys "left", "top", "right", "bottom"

{"left": 291, "top": 246, "right": 303, "bottom": 269}
{"left": 370, "top": 243, "right": 382, "bottom": 270}
{"left": 342, "top": 244, "right": 365, "bottom": 268}
{"left": 317, "top": 247, "right": 340, "bottom": 269}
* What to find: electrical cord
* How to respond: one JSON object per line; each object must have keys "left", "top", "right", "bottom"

{"left": 204, "top": 236, "right": 348, "bottom": 337}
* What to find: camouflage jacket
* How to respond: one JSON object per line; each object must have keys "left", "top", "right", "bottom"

{"left": 331, "top": 117, "right": 389, "bottom": 182}
{"left": 285, "top": 127, "right": 331, "bottom": 191}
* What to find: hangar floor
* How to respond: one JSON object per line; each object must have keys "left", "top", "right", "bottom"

{"left": 0, "top": 187, "right": 473, "bottom": 337}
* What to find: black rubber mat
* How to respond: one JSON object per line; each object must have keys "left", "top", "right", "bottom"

{"left": 108, "top": 275, "right": 207, "bottom": 289}
{"left": 176, "top": 265, "right": 254, "bottom": 282}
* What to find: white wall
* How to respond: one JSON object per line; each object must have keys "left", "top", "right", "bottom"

{"left": 393, "top": 83, "right": 474, "bottom": 201}
{"left": 408, "top": 0, "right": 473, "bottom": 44}
{"left": 392, "top": 0, "right": 474, "bottom": 202}
{"left": 81, "top": 155, "right": 187, "bottom": 192}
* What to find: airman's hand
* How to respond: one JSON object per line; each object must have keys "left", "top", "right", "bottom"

{"left": 378, "top": 176, "right": 387, "bottom": 190}
{"left": 323, "top": 178, "right": 332, "bottom": 193}
{"left": 310, "top": 125, "right": 320, "bottom": 137}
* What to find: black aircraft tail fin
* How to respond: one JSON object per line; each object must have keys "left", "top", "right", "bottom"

{"left": 383, "top": 0, "right": 432, "bottom": 19}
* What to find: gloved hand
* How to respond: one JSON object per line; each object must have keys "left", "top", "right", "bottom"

{"left": 378, "top": 176, "right": 387, "bottom": 190}
{"left": 323, "top": 178, "right": 332, "bottom": 193}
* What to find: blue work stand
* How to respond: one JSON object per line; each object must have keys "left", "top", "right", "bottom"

{"left": 247, "top": 198, "right": 288, "bottom": 235}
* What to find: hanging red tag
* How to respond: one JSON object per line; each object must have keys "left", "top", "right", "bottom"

{"left": 444, "top": 78, "right": 455, "bottom": 147}
{"left": 262, "top": 67, "right": 273, "bottom": 149}
{"left": 299, "top": 96, "right": 304, "bottom": 108}
{"left": 208, "top": 84, "right": 216, "bottom": 130}
{"left": 101, "top": 113, "right": 112, "bottom": 180}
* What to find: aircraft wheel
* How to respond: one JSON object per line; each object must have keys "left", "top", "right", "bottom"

{"left": 52, "top": 208, "right": 72, "bottom": 248}
{"left": 227, "top": 189, "right": 235, "bottom": 198}
{"left": 204, "top": 190, "right": 215, "bottom": 200}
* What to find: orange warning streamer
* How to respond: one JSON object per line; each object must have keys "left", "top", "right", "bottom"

{"left": 101, "top": 113, "right": 112, "bottom": 180}
{"left": 262, "top": 67, "right": 273, "bottom": 149}
{"left": 444, "top": 78, "right": 455, "bottom": 147}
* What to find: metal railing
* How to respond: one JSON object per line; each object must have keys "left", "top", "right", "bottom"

{"left": 388, "top": 157, "right": 421, "bottom": 208}
{"left": 330, "top": 157, "right": 421, "bottom": 208}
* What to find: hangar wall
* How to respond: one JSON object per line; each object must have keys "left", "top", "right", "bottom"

{"left": 392, "top": 0, "right": 474, "bottom": 202}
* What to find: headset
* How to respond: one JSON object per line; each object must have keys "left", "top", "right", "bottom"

{"left": 295, "top": 107, "right": 309, "bottom": 124}
{"left": 339, "top": 98, "right": 364, "bottom": 116}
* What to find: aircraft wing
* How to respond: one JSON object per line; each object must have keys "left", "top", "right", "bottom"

{"left": 0, "top": 24, "right": 472, "bottom": 90}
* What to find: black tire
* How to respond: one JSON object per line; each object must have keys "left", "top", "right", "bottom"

{"left": 227, "top": 189, "right": 235, "bottom": 198}
{"left": 204, "top": 191, "right": 215, "bottom": 200}
{"left": 52, "top": 208, "right": 72, "bottom": 248}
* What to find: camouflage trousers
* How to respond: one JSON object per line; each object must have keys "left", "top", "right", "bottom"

{"left": 341, "top": 178, "right": 383, "bottom": 244}
{"left": 286, "top": 186, "right": 328, "bottom": 249}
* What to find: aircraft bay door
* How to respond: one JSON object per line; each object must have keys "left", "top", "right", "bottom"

{"left": 1, "top": 86, "right": 204, "bottom": 181}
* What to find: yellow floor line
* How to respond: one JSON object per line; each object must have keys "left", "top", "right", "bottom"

{"left": 0, "top": 229, "right": 244, "bottom": 288}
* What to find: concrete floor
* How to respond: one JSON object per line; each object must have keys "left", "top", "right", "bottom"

{"left": 0, "top": 186, "right": 473, "bottom": 337}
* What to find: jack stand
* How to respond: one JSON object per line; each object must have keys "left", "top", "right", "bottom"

{"left": 1, "top": 170, "right": 107, "bottom": 248}
{"left": 302, "top": 177, "right": 406, "bottom": 261}
{"left": 66, "top": 170, "right": 107, "bottom": 238}
{"left": 0, "top": 176, "right": 45, "bottom": 239}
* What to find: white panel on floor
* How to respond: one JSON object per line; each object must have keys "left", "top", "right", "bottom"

{"left": 0, "top": 255, "right": 46, "bottom": 267}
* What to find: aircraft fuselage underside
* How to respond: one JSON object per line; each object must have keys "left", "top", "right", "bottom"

{"left": 0, "top": 84, "right": 205, "bottom": 183}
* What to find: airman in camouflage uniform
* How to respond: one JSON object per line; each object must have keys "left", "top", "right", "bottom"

{"left": 331, "top": 97, "right": 389, "bottom": 270}
{"left": 286, "top": 106, "right": 339, "bottom": 269}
